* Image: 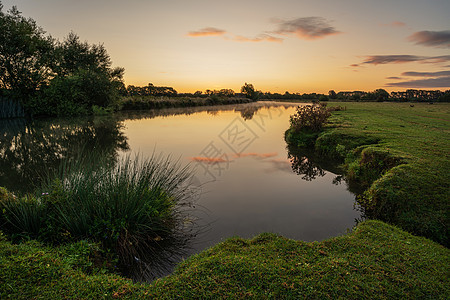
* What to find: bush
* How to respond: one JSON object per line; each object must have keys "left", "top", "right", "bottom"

{"left": 0, "top": 153, "right": 198, "bottom": 275}
{"left": 289, "top": 103, "right": 331, "bottom": 133}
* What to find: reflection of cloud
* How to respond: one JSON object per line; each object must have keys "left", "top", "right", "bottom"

{"left": 382, "top": 21, "right": 406, "bottom": 27}
{"left": 385, "top": 76, "right": 450, "bottom": 88}
{"left": 264, "top": 158, "right": 291, "bottom": 173}
{"left": 408, "top": 30, "right": 450, "bottom": 48}
{"left": 361, "top": 55, "right": 450, "bottom": 65}
{"left": 187, "top": 27, "right": 226, "bottom": 37}
{"left": 233, "top": 152, "right": 278, "bottom": 159}
{"left": 273, "top": 17, "right": 341, "bottom": 40}
{"left": 234, "top": 34, "right": 283, "bottom": 43}
{"left": 190, "top": 157, "right": 230, "bottom": 164}
{"left": 401, "top": 71, "right": 450, "bottom": 77}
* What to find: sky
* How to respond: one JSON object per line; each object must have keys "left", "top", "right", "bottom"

{"left": 3, "top": 0, "right": 450, "bottom": 93}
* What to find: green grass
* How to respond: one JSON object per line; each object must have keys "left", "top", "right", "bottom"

{"left": 287, "top": 102, "right": 449, "bottom": 246}
{"left": 1, "top": 101, "right": 449, "bottom": 297}
{"left": 1, "top": 221, "right": 449, "bottom": 299}
{"left": 0, "top": 153, "right": 197, "bottom": 277}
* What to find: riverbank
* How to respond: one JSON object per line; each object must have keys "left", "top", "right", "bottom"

{"left": 1, "top": 220, "right": 448, "bottom": 298}
{"left": 285, "top": 101, "right": 449, "bottom": 246}
{"left": 1, "top": 101, "right": 449, "bottom": 298}
{"left": 118, "top": 95, "right": 253, "bottom": 111}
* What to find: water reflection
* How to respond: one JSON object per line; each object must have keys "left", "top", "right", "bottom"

{"left": 287, "top": 144, "right": 343, "bottom": 181}
{"left": 116, "top": 101, "right": 294, "bottom": 122}
{"left": 120, "top": 213, "right": 202, "bottom": 282}
{"left": 0, "top": 117, "right": 128, "bottom": 193}
{"left": 0, "top": 102, "right": 361, "bottom": 282}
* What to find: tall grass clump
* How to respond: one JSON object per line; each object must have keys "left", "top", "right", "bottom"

{"left": 0, "top": 152, "right": 199, "bottom": 279}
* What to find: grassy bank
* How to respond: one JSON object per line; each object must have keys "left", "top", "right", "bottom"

{"left": 286, "top": 102, "right": 449, "bottom": 246}
{"left": 1, "top": 221, "right": 449, "bottom": 298}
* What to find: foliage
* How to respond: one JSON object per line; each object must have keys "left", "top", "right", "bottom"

{"left": 0, "top": 3, "right": 124, "bottom": 117}
{"left": 126, "top": 83, "right": 177, "bottom": 97}
{"left": 241, "top": 82, "right": 260, "bottom": 100}
{"left": 289, "top": 103, "right": 331, "bottom": 133}
{"left": 0, "top": 153, "right": 197, "bottom": 271}
{"left": 120, "top": 95, "right": 252, "bottom": 110}
{"left": 2, "top": 221, "right": 449, "bottom": 298}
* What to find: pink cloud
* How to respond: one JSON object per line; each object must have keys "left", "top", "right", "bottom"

{"left": 233, "top": 152, "right": 278, "bottom": 159}
{"left": 190, "top": 157, "right": 230, "bottom": 164}
{"left": 382, "top": 21, "right": 406, "bottom": 27}
{"left": 187, "top": 27, "right": 226, "bottom": 37}
{"left": 234, "top": 34, "right": 283, "bottom": 43}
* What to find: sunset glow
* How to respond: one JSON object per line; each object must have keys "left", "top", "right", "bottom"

{"left": 4, "top": 0, "right": 449, "bottom": 93}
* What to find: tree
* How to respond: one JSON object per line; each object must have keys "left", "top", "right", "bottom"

{"left": 374, "top": 89, "right": 389, "bottom": 101}
{"left": 241, "top": 83, "right": 259, "bottom": 100}
{"left": 54, "top": 32, "right": 113, "bottom": 77}
{"left": 0, "top": 2, "right": 125, "bottom": 116}
{"left": 0, "top": 4, "right": 55, "bottom": 102}
{"left": 328, "top": 90, "right": 337, "bottom": 99}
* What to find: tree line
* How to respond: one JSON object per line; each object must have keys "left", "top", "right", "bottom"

{"left": 1, "top": 2, "right": 448, "bottom": 118}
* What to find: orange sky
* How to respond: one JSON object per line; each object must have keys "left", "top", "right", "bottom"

{"left": 3, "top": 0, "right": 450, "bottom": 93}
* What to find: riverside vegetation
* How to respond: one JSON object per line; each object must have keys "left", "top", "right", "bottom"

{"left": 0, "top": 102, "right": 449, "bottom": 298}
{"left": 286, "top": 102, "right": 449, "bottom": 247}
{"left": 0, "top": 153, "right": 199, "bottom": 280}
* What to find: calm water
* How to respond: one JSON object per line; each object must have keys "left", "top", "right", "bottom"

{"left": 0, "top": 101, "right": 360, "bottom": 279}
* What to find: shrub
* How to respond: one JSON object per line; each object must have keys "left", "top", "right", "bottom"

{"left": 289, "top": 103, "right": 331, "bottom": 133}
{"left": 1, "top": 153, "right": 198, "bottom": 276}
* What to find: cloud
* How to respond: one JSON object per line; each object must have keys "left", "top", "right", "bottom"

{"left": 187, "top": 27, "right": 226, "bottom": 37}
{"left": 386, "top": 76, "right": 402, "bottom": 80}
{"left": 190, "top": 157, "right": 230, "bottom": 164}
{"left": 361, "top": 55, "right": 450, "bottom": 65}
{"left": 273, "top": 17, "right": 341, "bottom": 40}
{"left": 233, "top": 152, "right": 278, "bottom": 159}
{"left": 382, "top": 21, "right": 406, "bottom": 27}
{"left": 401, "top": 70, "right": 450, "bottom": 77}
{"left": 408, "top": 30, "right": 450, "bottom": 48}
{"left": 234, "top": 34, "right": 283, "bottom": 43}
{"left": 385, "top": 76, "right": 450, "bottom": 88}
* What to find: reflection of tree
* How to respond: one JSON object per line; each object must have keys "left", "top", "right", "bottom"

{"left": 236, "top": 106, "right": 258, "bottom": 120}
{"left": 286, "top": 145, "right": 364, "bottom": 197}
{"left": 117, "top": 101, "right": 296, "bottom": 122}
{"left": 288, "top": 147, "right": 326, "bottom": 181}
{"left": 0, "top": 116, "right": 128, "bottom": 193}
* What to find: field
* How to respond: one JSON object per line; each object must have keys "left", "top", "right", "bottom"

{"left": 326, "top": 102, "right": 449, "bottom": 245}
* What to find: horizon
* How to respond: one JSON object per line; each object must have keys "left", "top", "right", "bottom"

{"left": 2, "top": 0, "right": 449, "bottom": 93}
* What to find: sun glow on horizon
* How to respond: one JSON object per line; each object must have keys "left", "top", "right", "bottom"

{"left": 4, "top": 0, "right": 449, "bottom": 93}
